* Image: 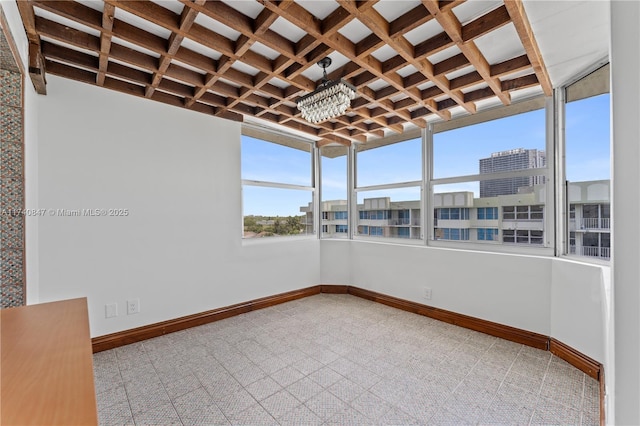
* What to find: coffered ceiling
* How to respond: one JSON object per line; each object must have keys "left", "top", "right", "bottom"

{"left": 16, "top": 0, "right": 609, "bottom": 146}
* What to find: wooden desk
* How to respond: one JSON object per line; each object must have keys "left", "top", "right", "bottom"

{"left": 1, "top": 298, "right": 98, "bottom": 425}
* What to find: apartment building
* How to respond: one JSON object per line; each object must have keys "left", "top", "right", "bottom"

{"left": 308, "top": 179, "right": 610, "bottom": 260}
{"left": 479, "top": 148, "right": 547, "bottom": 197}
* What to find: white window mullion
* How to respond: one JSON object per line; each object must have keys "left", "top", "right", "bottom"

{"left": 425, "top": 125, "right": 434, "bottom": 244}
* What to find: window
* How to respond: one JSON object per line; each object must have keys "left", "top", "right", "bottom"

{"left": 241, "top": 135, "right": 315, "bottom": 239}
{"left": 431, "top": 108, "right": 548, "bottom": 250}
{"left": 437, "top": 208, "right": 470, "bottom": 220}
{"left": 369, "top": 226, "right": 383, "bottom": 236}
{"left": 503, "top": 230, "right": 543, "bottom": 245}
{"left": 321, "top": 145, "right": 348, "bottom": 239}
{"left": 334, "top": 211, "right": 348, "bottom": 220}
{"left": 477, "top": 228, "right": 499, "bottom": 241}
{"left": 335, "top": 225, "right": 348, "bottom": 233}
{"left": 436, "top": 228, "right": 470, "bottom": 241}
{"left": 503, "top": 205, "right": 544, "bottom": 221}
{"left": 477, "top": 207, "right": 498, "bottom": 220}
{"left": 565, "top": 67, "right": 610, "bottom": 261}
{"left": 355, "top": 136, "right": 422, "bottom": 241}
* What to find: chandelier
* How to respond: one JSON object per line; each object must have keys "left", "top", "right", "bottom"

{"left": 296, "top": 57, "right": 357, "bottom": 124}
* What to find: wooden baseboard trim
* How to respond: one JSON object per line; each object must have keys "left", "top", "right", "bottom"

{"left": 92, "top": 285, "right": 321, "bottom": 353}
{"left": 320, "top": 284, "right": 349, "bottom": 294}
{"left": 92, "top": 285, "right": 603, "bottom": 388}
{"left": 346, "top": 286, "right": 549, "bottom": 350}
{"left": 550, "top": 338, "right": 601, "bottom": 380}
{"left": 599, "top": 367, "right": 605, "bottom": 426}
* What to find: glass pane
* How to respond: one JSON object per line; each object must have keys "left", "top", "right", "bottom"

{"left": 321, "top": 146, "right": 348, "bottom": 239}
{"left": 356, "top": 137, "right": 421, "bottom": 187}
{"left": 241, "top": 136, "right": 311, "bottom": 185}
{"left": 433, "top": 182, "right": 546, "bottom": 247}
{"left": 566, "top": 93, "right": 610, "bottom": 261}
{"left": 356, "top": 187, "right": 421, "bottom": 240}
{"left": 434, "top": 109, "right": 546, "bottom": 179}
{"left": 243, "top": 186, "right": 313, "bottom": 238}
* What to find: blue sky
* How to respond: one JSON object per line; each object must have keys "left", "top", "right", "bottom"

{"left": 242, "top": 94, "right": 610, "bottom": 216}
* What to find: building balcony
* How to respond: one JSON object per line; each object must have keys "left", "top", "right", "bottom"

{"left": 578, "top": 217, "right": 610, "bottom": 230}
{"left": 389, "top": 218, "right": 411, "bottom": 226}
{"left": 570, "top": 245, "right": 610, "bottom": 260}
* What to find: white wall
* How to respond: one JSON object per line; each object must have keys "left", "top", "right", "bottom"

{"left": 325, "top": 240, "right": 553, "bottom": 335}
{"left": 321, "top": 240, "right": 608, "bottom": 364}
{"left": 611, "top": 1, "right": 640, "bottom": 424}
{"left": 550, "top": 259, "right": 607, "bottom": 362}
{"left": 36, "top": 76, "right": 320, "bottom": 337}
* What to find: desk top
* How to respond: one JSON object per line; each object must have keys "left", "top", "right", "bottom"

{"left": 1, "top": 298, "right": 98, "bottom": 425}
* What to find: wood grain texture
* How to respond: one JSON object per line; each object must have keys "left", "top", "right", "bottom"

{"left": 550, "top": 338, "right": 602, "bottom": 380}
{"left": 1, "top": 298, "right": 97, "bottom": 425}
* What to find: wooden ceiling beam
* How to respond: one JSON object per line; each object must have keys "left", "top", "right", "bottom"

{"left": 97, "top": 3, "right": 115, "bottom": 86}
{"left": 338, "top": 1, "right": 456, "bottom": 120}
{"left": 261, "top": 0, "right": 421, "bottom": 131}
{"left": 503, "top": 0, "right": 553, "bottom": 96}
{"left": 16, "top": 0, "right": 47, "bottom": 94}
{"left": 145, "top": 1, "right": 202, "bottom": 98}
{"left": 423, "top": 0, "right": 511, "bottom": 106}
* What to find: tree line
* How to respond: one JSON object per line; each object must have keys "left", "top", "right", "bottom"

{"left": 243, "top": 215, "right": 306, "bottom": 236}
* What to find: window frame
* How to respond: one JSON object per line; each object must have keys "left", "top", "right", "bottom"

{"left": 350, "top": 133, "right": 424, "bottom": 244}
{"left": 241, "top": 60, "right": 611, "bottom": 264}
{"left": 240, "top": 129, "right": 319, "bottom": 241}
{"left": 426, "top": 102, "right": 555, "bottom": 256}
{"left": 558, "top": 60, "right": 611, "bottom": 264}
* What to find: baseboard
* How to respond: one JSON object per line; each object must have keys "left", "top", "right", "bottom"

{"left": 346, "top": 286, "right": 549, "bottom": 350}
{"left": 92, "top": 285, "right": 602, "bottom": 384}
{"left": 550, "top": 338, "right": 602, "bottom": 380}
{"left": 92, "top": 285, "right": 321, "bottom": 353}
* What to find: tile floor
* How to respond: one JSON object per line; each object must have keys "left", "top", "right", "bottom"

{"left": 94, "top": 294, "right": 599, "bottom": 425}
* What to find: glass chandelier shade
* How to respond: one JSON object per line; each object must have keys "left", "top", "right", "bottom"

{"left": 296, "top": 58, "right": 357, "bottom": 125}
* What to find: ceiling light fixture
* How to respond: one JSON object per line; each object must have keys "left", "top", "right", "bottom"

{"left": 296, "top": 57, "right": 357, "bottom": 124}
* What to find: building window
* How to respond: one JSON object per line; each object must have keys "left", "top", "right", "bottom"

{"left": 334, "top": 211, "right": 348, "bottom": 220}
{"left": 477, "top": 207, "right": 498, "bottom": 220}
{"left": 370, "top": 226, "right": 383, "bottom": 236}
{"left": 335, "top": 225, "right": 348, "bottom": 233}
{"left": 437, "top": 208, "right": 469, "bottom": 220}
{"left": 477, "top": 228, "right": 499, "bottom": 241}
{"left": 397, "top": 228, "right": 410, "bottom": 238}
{"left": 503, "top": 205, "right": 544, "bottom": 221}
{"left": 436, "top": 228, "right": 470, "bottom": 241}
{"left": 322, "top": 225, "right": 328, "bottom": 233}
{"left": 503, "top": 229, "right": 543, "bottom": 245}
{"left": 241, "top": 134, "right": 315, "bottom": 239}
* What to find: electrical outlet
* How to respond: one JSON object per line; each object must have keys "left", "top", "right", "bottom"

{"left": 127, "top": 298, "right": 140, "bottom": 315}
{"left": 424, "top": 287, "right": 432, "bottom": 300}
{"left": 105, "top": 303, "right": 118, "bottom": 318}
